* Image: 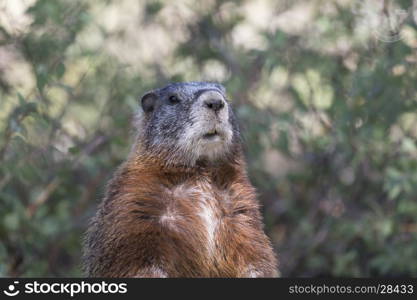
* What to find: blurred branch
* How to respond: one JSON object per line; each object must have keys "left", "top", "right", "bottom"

{"left": 0, "top": 103, "right": 37, "bottom": 162}
{"left": 26, "top": 177, "right": 60, "bottom": 218}
{"left": 0, "top": 173, "right": 11, "bottom": 190}
{"left": 26, "top": 135, "right": 108, "bottom": 218}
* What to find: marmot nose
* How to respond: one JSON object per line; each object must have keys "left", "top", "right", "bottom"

{"left": 204, "top": 99, "right": 225, "bottom": 112}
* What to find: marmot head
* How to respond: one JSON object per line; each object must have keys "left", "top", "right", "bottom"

{"left": 135, "top": 82, "right": 241, "bottom": 167}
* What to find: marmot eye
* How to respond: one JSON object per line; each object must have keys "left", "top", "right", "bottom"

{"left": 168, "top": 95, "right": 180, "bottom": 104}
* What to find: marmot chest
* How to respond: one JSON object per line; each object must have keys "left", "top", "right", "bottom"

{"left": 158, "top": 180, "right": 233, "bottom": 256}
{"left": 133, "top": 176, "right": 258, "bottom": 276}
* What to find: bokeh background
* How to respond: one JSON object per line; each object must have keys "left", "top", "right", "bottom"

{"left": 1, "top": 0, "right": 417, "bottom": 277}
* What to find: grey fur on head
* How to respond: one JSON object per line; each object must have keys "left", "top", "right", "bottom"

{"left": 134, "top": 82, "right": 241, "bottom": 167}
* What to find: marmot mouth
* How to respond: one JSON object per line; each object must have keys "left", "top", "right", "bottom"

{"left": 203, "top": 130, "right": 220, "bottom": 140}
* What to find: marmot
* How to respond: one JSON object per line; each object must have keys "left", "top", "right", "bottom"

{"left": 83, "top": 82, "right": 278, "bottom": 277}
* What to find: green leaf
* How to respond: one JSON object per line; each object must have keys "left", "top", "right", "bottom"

{"left": 17, "top": 92, "right": 26, "bottom": 105}
{"left": 55, "top": 62, "right": 66, "bottom": 78}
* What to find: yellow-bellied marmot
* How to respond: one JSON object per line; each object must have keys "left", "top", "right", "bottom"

{"left": 83, "top": 82, "right": 278, "bottom": 277}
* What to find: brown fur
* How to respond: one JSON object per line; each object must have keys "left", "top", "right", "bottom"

{"left": 84, "top": 146, "right": 278, "bottom": 278}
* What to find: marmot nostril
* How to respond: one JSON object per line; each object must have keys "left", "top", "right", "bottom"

{"left": 204, "top": 99, "right": 225, "bottom": 112}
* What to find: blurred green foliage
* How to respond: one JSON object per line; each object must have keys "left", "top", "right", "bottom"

{"left": 1, "top": 0, "right": 417, "bottom": 277}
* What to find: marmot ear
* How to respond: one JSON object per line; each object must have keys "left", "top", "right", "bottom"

{"left": 215, "top": 83, "right": 226, "bottom": 95}
{"left": 140, "top": 92, "right": 157, "bottom": 113}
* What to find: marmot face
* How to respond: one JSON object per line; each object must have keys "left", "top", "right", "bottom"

{"left": 137, "top": 82, "right": 239, "bottom": 166}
